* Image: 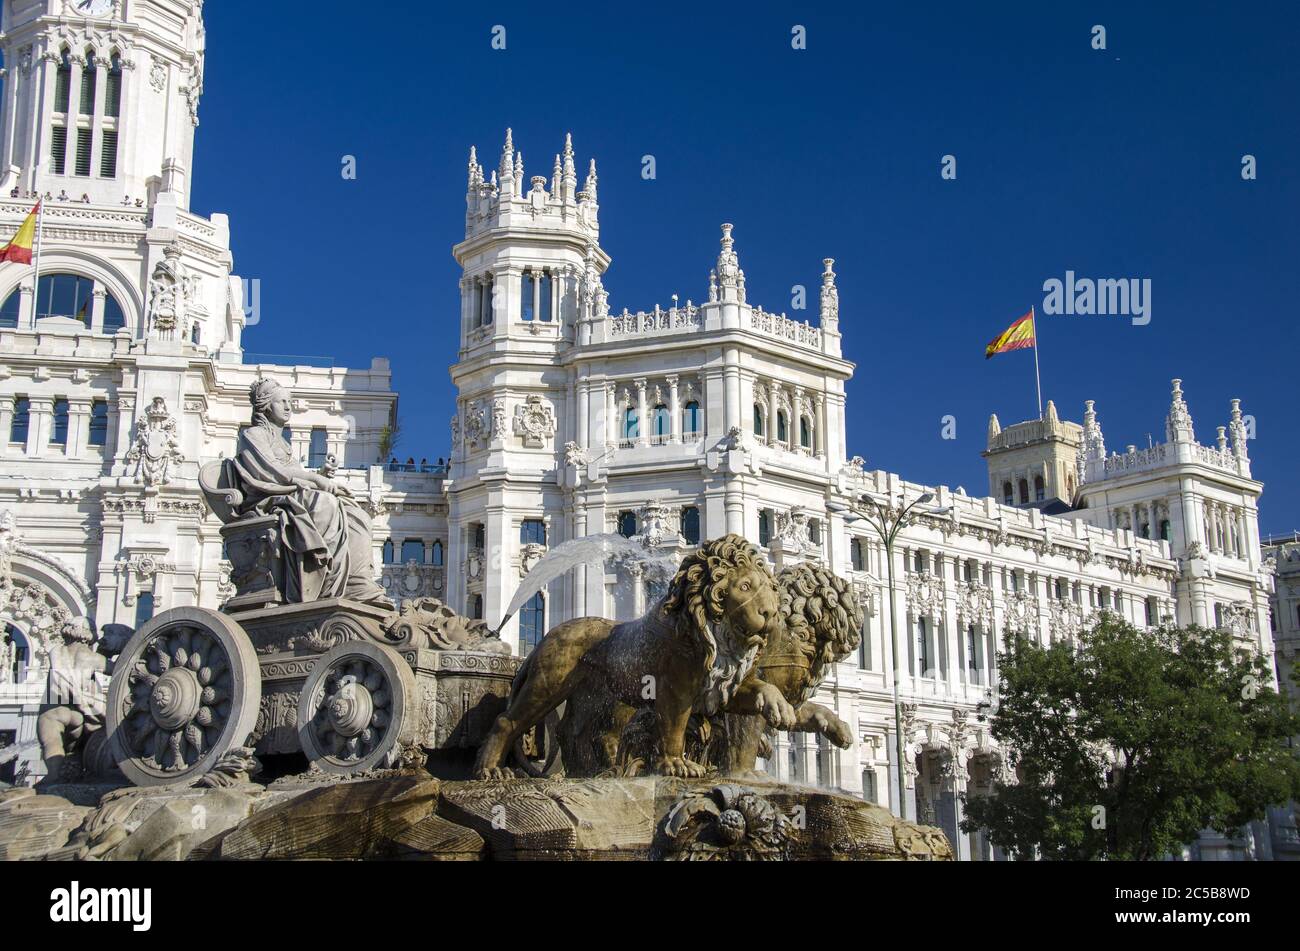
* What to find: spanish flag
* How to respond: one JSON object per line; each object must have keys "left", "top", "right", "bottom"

{"left": 0, "top": 200, "right": 40, "bottom": 265}
{"left": 985, "top": 307, "right": 1036, "bottom": 359}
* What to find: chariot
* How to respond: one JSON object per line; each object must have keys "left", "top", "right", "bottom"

{"left": 103, "top": 462, "right": 521, "bottom": 788}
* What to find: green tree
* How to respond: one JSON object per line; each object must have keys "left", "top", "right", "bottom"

{"left": 962, "top": 615, "right": 1300, "bottom": 860}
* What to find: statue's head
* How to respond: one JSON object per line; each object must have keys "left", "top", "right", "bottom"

{"left": 772, "top": 563, "right": 863, "bottom": 687}
{"left": 663, "top": 535, "right": 779, "bottom": 663}
{"left": 249, "top": 378, "right": 291, "bottom": 428}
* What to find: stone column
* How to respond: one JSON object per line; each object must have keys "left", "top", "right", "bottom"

{"left": 0, "top": 398, "right": 13, "bottom": 456}
{"left": 723, "top": 345, "right": 741, "bottom": 435}
{"left": 767, "top": 381, "right": 779, "bottom": 447}
{"left": 67, "top": 399, "right": 90, "bottom": 458}
{"left": 667, "top": 374, "right": 680, "bottom": 444}
{"left": 26, "top": 396, "right": 51, "bottom": 457}
{"left": 634, "top": 378, "right": 648, "bottom": 447}
{"left": 815, "top": 393, "right": 827, "bottom": 460}
{"left": 90, "top": 288, "right": 107, "bottom": 334}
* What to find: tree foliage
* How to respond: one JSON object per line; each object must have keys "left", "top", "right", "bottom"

{"left": 961, "top": 615, "right": 1300, "bottom": 860}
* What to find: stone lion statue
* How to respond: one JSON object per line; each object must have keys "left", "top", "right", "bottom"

{"left": 616, "top": 562, "right": 863, "bottom": 776}
{"left": 719, "top": 562, "right": 863, "bottom": 773}
{"left": 473, "top": 535, "right": 780, "bottom": 780}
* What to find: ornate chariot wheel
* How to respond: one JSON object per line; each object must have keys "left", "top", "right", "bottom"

{"left": 511, "top": 706, "right": 563, "bottom": 777}
{"left": 106, "top": 607, "right": 262, "bottom": 787}
{"left": 297, "top": 641, "right": 417, "bottom": 775}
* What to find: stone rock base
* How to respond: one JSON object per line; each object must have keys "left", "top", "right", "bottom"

{"left": 1, "top": 773, "right": 952, "bottom": 861}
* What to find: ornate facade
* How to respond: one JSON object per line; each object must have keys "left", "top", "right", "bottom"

{"left": 0, "top": 4, "right": 1283, "bottom": 860}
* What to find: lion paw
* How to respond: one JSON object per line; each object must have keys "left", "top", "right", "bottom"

{"left": 654, "top": 755, "right": 707, "bottom": 778}
{"left": 754, "top": 683, "right": 798, "bottom": 730}
{"left": 818, "top": 713, "right": 855, "bottom": 748}
{"left": 474, "top": 766, "right": 517, "bottom": 782}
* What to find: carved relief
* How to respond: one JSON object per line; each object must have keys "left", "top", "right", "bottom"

{"left": 512, "top": 394, "right": 557, "bottom": 448}
{"left": 125, "top": 397, "right": 183, "bottom": 486}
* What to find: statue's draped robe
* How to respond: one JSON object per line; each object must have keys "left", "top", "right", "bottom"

{"left": 224, "top": 423, "right": 387, "bottom": 605}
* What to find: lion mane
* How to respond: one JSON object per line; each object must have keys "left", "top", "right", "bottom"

{"left": 774, "top": 562, "right": 864, "bottom": 699}
{"left": 660, "top": 534, "right": 773, "bottom": 714}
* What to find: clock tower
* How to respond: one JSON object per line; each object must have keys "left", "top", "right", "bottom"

{"left": 0, "top": 0, "right": 205, "bottom": 208}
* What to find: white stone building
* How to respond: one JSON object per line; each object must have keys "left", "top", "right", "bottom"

{"left": 0, "top": 2, "right": 1283, "bottom": 861}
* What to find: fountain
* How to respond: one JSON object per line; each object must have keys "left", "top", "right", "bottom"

{"left": 495, "top": 532, "right": 679, "bottom": 635}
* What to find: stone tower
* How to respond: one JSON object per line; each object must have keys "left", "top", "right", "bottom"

{"left": 983, "top": 399, "right": 1082, "bottom": 509}
{"left": 0, "top": 0, "right": 206, "bottom": 208}
{"left": 445, "top": 130, "right": 608, "bottom": 630}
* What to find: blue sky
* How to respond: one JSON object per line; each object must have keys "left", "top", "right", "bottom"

{"left": 194, "top": 1, "right": 1299, "bottom": 535}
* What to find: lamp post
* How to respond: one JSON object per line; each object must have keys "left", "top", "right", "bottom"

{"left": 829, "top": 490, "right": 950, "bottom": 820}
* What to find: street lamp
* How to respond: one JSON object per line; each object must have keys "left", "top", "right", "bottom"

{"left": 828, "top": 490, "right": 951, "bottom": 819}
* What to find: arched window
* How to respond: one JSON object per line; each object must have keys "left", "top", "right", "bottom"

{"left": 79, "top": 50, "right": 97, "bottom": 117}
{"left": 777, "top": 411, "right": 788, "bottom": 443}
{"left": 520, "top": 518, "right": 546, "bottom": 546}
{"left": 681, "top": 506, "right": 700, "bottom": 545}
{"left": 617, "top": 510, "right": 637, "bottom": 538}
{"left": 52, "top": 49, "right": 72, "bottom": 174}
{"left": 1002, "top": 481, "right": 1013, "bottom": 505}
{"left": 106, "top": 53, "right": 123, "bottom": 118}
{"left": 652, "top": 404, "right": 670, "bottom": 439}
{"left": 682, "top": 401, "right": 700, "bottom": 436}
{"left": 1033, "top": 476, "right": 1044, "bottom": 502}
{"left": 753, "top": 405, "right": 765, "bottom": 437}
{"left": 3, "top": 624, "right": 29, "bottom": 683}
{"left": 1, "top": 274, "right": 128, "bottom": 331}
{"left": 622, "top": 407, "right": 639, "bottom": 440}
{"left": 521, "top": 271, "right": 536, "bottom": 321}
{"left": 519, "top": 592, "right": 546, "bottom": 654}
{"left": 381, "top": 539, "right": 395, "bottom": 564}
{"left": 190, "top": 322, "right": 201, "bottom": 346}
{"left": 1159, "top": 520, "right": 1170, "bottom": 541}
{"left": 1018, "top": 479, "right": 1029, "bottom": 504}
{"left": 430, "top": 540, "right": 444, "bottom": 567}
{"left": 401, "top": 539, "right": 425, "bottom": 564}
{"left": 800, "top": 416, "right": 812, "bottom": 450}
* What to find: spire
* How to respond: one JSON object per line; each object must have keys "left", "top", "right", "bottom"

{"left": 552, "top": 153, "right": 562, "bottom": 196}
{"left": 1165, "top": 378, "right": 1195, "bottom": 444}
{"left": 1082, "top": 400, "right": 1106, "bottom": 459}
{"left": 499, "top": 128, "right": 514, "bottom": 178}
{"left": 819, "top": 258, "right": 839, "bottom": 328}
{"left": 714, "top": 224, "right": 742, "bottom": 302}
{"left": 987, "top": 413, "right": 1002, "bottom": 442}
{"left": 513, "top": 150, "right": 524, "bottom": 193}
{"left": 584, "top": 158, "right": 598, "bottom": 202}
{"left": 561, "top": 132, "right": 577, "bottom": 203}
{"left": 467, "top": 145, "right": 482, "bottom": 191}
{"left": 1228, "top": 398, "right": 1249, "bottom": 462}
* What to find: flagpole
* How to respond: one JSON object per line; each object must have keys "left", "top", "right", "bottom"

{"left": 1031, "top": 304, "right": 1043, "bottom": 420}
{"left": 30, "top": 198, "right": 43, "bottom": 324}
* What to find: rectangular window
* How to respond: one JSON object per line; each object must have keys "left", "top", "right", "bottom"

{"left": 858, "top": 621, "right": 870, "bottom": 669}
{"left": 540, "top": 274, "right": 553, "bottom": 322}
{"left": 400, "top": 540, "right": 425, "bottom": 564}
{"left": 51, "top": 127, "right": 68, "bottom": 174}
{"left": 75, "top": 128, "right": 92, "bottom": 176}
{"left": 758, "top": 509, "right": 771, "bottom": 548}
{"left": 88, "top": 400, "right": 108, "bottom": 447}
{"left": 55, "top": 66, "right": 71, "bottom": 113}
{"left": 861, "top": 768, "right": 878, "bottom": 804}
{"left": 520, "top": 518, "right": 547, "bottom": 546}
{"left": 10, "top": 398, "right": 30, "bottom": 443}
{"left": 472, "top": 524, "right": 485, "bottom": 550}
{"left": 308, "top": 428, "right": 328, "bottom": 468}
{"left": 521, "top": 272, "right": 535, "bottom": 321}
{"left": 100, "top": 129, "right": 118, "bottom": 178}
{"left": 50, "top": 399, "right": 69, "bottom": 446}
